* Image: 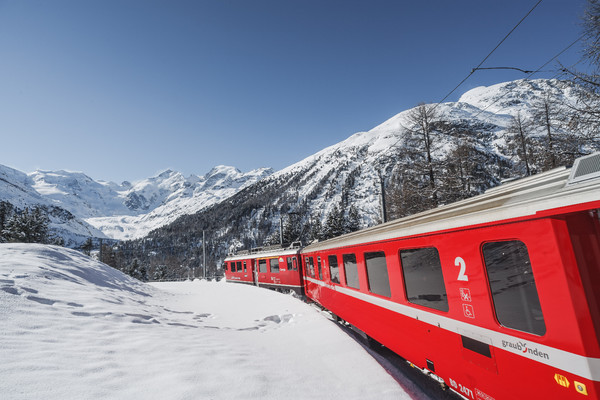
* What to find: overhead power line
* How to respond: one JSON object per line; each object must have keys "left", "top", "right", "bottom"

{"left": 469, "top": 33, "right": 586, "bottom": 120}
{"left": 432, "top": 0, "right": 543, "bottom": 110}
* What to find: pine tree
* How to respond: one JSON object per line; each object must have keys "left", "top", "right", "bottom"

{"left": 152, "top": 264, "right": 168, "bottom": 281}
{"left": 308, "top": 214, "right": 323, "bottom": 243}
{"left": 0, "top": 201, "right": 14, "bottom": 243}
{"left": 323, "top": 205, "right": 344, "bottom": 240}
{"left": 2, "top": 206, "right": 49, "bottom": 244}
{"left": 345, "top": 205, "right": 361, "bottom": 233}
{"left": 81, "top": 238, "right": 94, "bottom": 255}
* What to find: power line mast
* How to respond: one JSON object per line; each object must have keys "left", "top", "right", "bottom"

{"left": 203, "top": 230, "right": 206, "bottom": 279}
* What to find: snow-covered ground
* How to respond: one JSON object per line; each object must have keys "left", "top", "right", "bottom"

{"left": 0, "top": 244, "right": 415, "bottom": 399}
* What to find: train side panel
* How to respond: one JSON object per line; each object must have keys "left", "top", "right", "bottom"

{"left": 303, "top": 214, "right": 600, "bottom": 400}
{"left": 224, "top": 257, "right": 256, "bottom": 286}
{"left": 256, "top": 254, "right": 304, "bottom": 294}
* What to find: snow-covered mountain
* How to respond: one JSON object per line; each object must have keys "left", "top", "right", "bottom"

{"left": 2, "top": 164, "right": 273, "bottom": 242}
{"left": 1, "top": 79, "right": 592, "bottom": 250}
{"left": 0, "top": 165, "right": 107, "bottom": 245}
{"left": 130, "top": 78, "right": 595, "bottom": 264}
{"left": 84, "top": 166, "right": 273, "bottom": 240}
{"left": 263, "top": 78, "right": 584, "bottom": 224}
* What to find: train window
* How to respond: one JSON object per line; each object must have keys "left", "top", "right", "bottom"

{"left": 342, "top": 254, "right": 360, "bottom": 289}
{"left": 270, "top": 258, "right": 280, "bottom": 273}
{"left": 243, "top": 261, "right": 247, "bottom": 273}
{"left": 317, "top": 257, "right": 322, "bottom": 280}
{"left": 328, "top": 255, "right": 340, "bottom": 284}
{"left": 482, "top": 241, "right": 546, "bottom": 336}
{"left": 287, "top": 257, "right": 294, "bottom": 271}
{"left": 293, "top": 258, "right": 298, "bottom": 271}
{"left": 236, "top": 261, "right": 242, "bottom": 272}
{"left": 365, "top": 251, "right": 391, "bottom": 297}
{"left": 259, "top": 259, "right": 267, "bottom": 273}
{"left": 400, "top": 247, "right": 449, "bottom": 312}
{"left": 306, "top": 257, "right": 315, "bottom": 278}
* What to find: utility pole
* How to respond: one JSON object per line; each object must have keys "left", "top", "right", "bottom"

{"left": 379, "top": 172, "right": 387, "bottom": 223}
{"left": 202, "top": 230, "right": 206, "bottom": 279}
{"left": 279, "top": 215, "right": 283, "bottom": 245}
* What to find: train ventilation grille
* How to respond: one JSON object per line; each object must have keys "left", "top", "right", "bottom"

{"left": 568, "top": 152, "right": 600, "bottom": 185}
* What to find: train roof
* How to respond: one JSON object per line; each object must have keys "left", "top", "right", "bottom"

{"left": 225, "top": 243, "right": 302, "bottom": 261}
{"left": 304, "top": 153, "right": 600, "bottom": 253}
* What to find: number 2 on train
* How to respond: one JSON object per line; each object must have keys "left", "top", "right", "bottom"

{"left": 455, "top": 257, "right": 468, "bottom": 282}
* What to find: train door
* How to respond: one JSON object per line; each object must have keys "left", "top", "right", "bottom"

{"left": 252, "top": 259, "right": 258, "bottom": 286}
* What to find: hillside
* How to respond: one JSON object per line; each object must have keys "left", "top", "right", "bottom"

{"left": 117, "top": 78, "right": 597, "bottom": 278}
{"left": 1, "top": 78, "right": 596, "bottom": 256}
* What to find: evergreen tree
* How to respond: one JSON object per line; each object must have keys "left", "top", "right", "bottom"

{"left": 345, "top": 205, "right": 361, "bottom": 233}
{"left": 0, "top": 201, "right": 14, "bottom": 243}
{"left": 152, "top": 264, "right": 168, "bottom": 281}
{"left": 81, "top": 238, "right": 94, "bottom": 255}
{"left": 281, "top": 213, "right": 301, "bottom": 245}
{"left": 2, "top": 206, "right": 50, "bottom": 244}
{"left": 308, "top": 214, "right": 323, "bottom": 243}
{"left": 323, "top": 205, "right": 344, "bottom": 240}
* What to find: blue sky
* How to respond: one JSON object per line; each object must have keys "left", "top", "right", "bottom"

{"left": 0, "top": 0, "right": 589, "bottom": 183}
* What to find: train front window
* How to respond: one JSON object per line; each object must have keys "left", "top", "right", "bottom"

{"left": 365, "top": 251, "right": 391, "bottom": 297}
{"left": 483, "top": 240, "right": 546, "bottom": 336}
{"left": 259, "top": 259, "right": 267, "bottom": 273}
{"left": 270, "top": 258, "right": 280, "bottom": 273}
{"left": 342, "top": 253, "right": 360, "bottom": 289}
{"left": 400, "top": 247, "right": 448, "bottom": 312}
{"left": 328, "top": 255, "right": 340, "bottom": 284}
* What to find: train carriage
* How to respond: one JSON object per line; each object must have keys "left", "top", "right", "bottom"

{"left": 224, "top": 245, "right": 304, "bottom": 295}
{"left": 301, "top": 154, "right": 600, "bottom": 400}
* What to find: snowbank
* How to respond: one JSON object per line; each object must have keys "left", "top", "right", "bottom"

{"left": 0, "top": 244, "right": 410, "bottom": 399}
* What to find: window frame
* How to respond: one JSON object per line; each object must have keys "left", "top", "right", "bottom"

{"left": 258, "top": 259, "right": 267, "bottom": 273}
{"left": 328, "top": 254, "right": 340, "bottom": 284}
{"left": 364, "top": 251, "right": 391, "bottom": 298}
{"left": 270, "top": 258, "right": 280, "bottom": 273}
{"left": 482, "top": 239, "right": 546, "bottom": 336}
{"left": 342, "top": 253, "right": 360, "bottom": 290}
{"left": 399, "top": 246, "right": 449, "bottom": 312}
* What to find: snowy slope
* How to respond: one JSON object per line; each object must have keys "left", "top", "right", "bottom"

{"left": 261, "top": 78, "right": 584, "bottom": 225}
{"left": 457, "top": 78, "right": 582, "bottom": 116}
{"left": 0, "top": 243, "right": 413, "bottom": 400}
{"left": 29, "top": 169, "right": 133, "bottom": 218}
{"left": 0, "top": 165, "right": 107, "bottom": 245}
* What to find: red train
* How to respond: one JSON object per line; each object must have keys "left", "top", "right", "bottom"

{"left": 225, "top": 153, "right": 600, "bottom": 400}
